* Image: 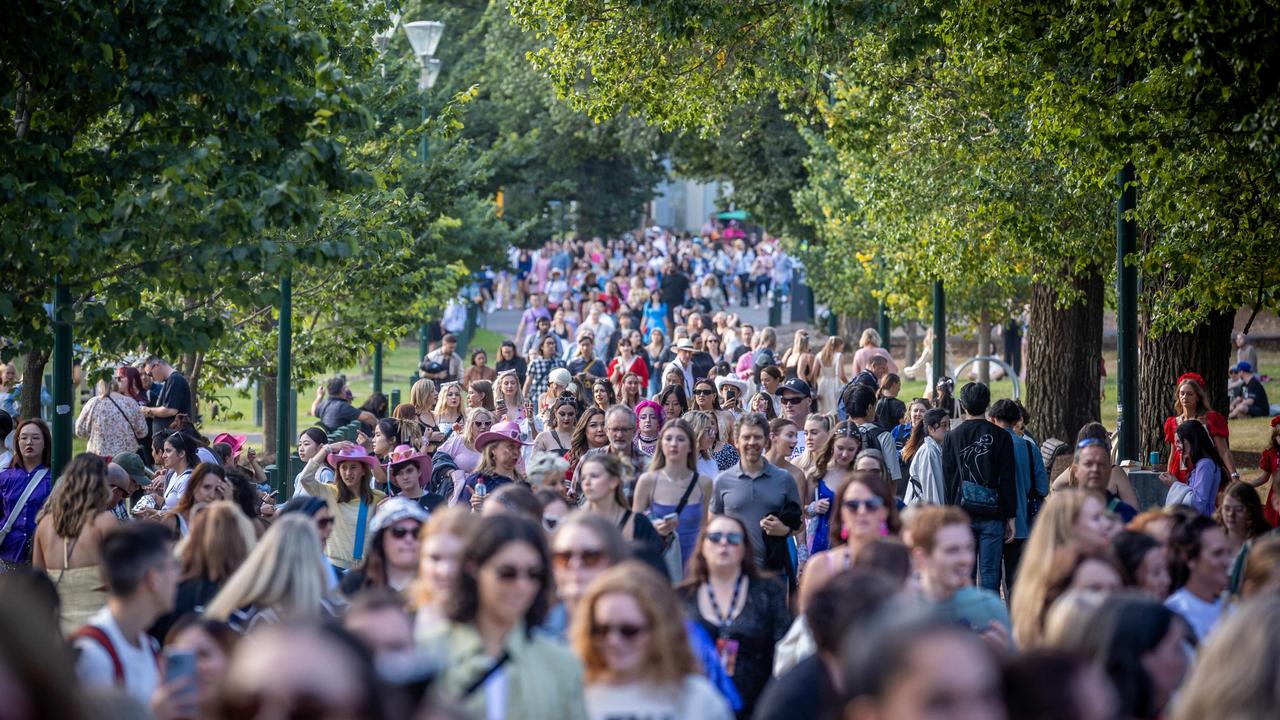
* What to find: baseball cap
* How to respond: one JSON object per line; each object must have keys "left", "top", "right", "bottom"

{"left": 778, "top": 378, "right": 813, "bottom": 397}
{"left": 1235, "top": 361, "right": 1254, "bottom": 373}
{"left": 112, "top": 452, "right": 154, "bottom": 486}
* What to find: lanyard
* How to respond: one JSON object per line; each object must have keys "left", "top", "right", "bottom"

{"left": 707, "top": 574, "right": 745, "bottom": 634}
{"left": 352, "top": 500, "right": 369, "bottom": 562}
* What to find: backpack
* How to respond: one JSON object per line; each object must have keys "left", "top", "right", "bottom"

{"left": 858, "top": 422, "right": 889, "bottom": 454}
{"left": 70, "top": 624, "right": 161, "bottom": 685}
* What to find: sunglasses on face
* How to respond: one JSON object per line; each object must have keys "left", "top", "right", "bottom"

{"left": 553, "top": 548, "right": 608, "bottom": 569}
{"left": 591, "top": 622, "right": 648, "bottom": 640}
{"left": 316, "top": 517, "right": 335, "bottom": 529}
{"left": 693, "top": 389, "right": 715, "bottom": 396}
{"left": 780, "top": 395, "right": 809, "bottom": 405}
{"left": 492, "top": 565, "right": 546, "bottom": 583}
{"left": 388, "top": 524, "right": 421, "bottom": 540}
{"left": 843, "top": 497, "right": 885, "bottom": 513}
{"left": 474, "top": 420, "right": 494, "bottom": 429}
{"left": 706, "top": 531, "right": 744, "bottom": 546}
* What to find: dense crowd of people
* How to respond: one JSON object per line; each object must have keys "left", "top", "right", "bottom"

{"left": 1, "top": 226, "right": 1278, "bottom": 720}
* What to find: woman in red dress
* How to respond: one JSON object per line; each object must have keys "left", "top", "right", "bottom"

{"left": 1163, "top": 372, "right": 1238, "bottom": 485}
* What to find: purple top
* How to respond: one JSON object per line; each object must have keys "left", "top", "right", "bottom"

{"left": 520, "top": 306, "right": 552, "bottom": 340}
{"left": 0, "top": 464, "right": 52, "bottom": 563}
{"left": 1185, "top": 458, "right": 1221, "bottom": 517}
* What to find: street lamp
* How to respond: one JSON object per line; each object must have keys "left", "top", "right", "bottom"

{"left": 403, "top": 19, "right": 445, "bottom": 365}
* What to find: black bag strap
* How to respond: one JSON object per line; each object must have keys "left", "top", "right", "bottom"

{"left": 461, "top": 652, "right": 511, "bottom": 699}
{"left": 673, "top": 472, "right": 700, "bottom": 516}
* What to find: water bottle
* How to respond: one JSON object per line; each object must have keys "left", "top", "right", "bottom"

{"left": 475, "top": 481, "right": 488, "bottom": 499}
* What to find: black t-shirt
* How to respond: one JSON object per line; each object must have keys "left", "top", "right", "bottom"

{"left": 1243, "top": 377, "right": 1270, "bottom": 416}
{"left": 660, "top": 271, "right": 690, "bottom": 306}
{"left": 730, "top": 344, "right": 751, "bottom": 364}
{"left": 154, "top": 372, "right": 192, "bottom": 431}
{"left": 753, "top": 655, "right": 837, "bottom": 720}
{"left": 319, "top": 396, "right": 361, "bottom": 432}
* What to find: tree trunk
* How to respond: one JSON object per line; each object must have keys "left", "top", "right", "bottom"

{"left": 261, "top": 374, "right": 278, "bottom": 465}
{"left": 1137, "top": 309, "right": 1234, "bottom": 459}
{"left": 19, "top": 349, "right": 49, "bottom": 419}
{"left": 1026, "top": 267, "right": 1104, "bottom": 444}
{"left": 976, "top": 309, "right": 992, "bottom": 384}
{"left": 838, "top": 314, "right": 875, "bottom": 347}
{"left": 905, "top": 320, "right": 918, "bottom": 366}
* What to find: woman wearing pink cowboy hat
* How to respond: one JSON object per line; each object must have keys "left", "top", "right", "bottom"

{"left": 383, "top": 444, "right": 445, "bottom": 513}
{"left": 299, "top": 442, "right": 385, "bottom": 571}
{"left": 456, "top": 421, "right": 531, "bottom": 510}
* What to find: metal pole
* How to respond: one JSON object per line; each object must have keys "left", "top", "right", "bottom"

{"left": 51, "top": 283, "right": 72, "bottom": 478}
{"left": 932, "top": 281, "right": 947, "bottom": 389}
{"left": 373, "top": 342, "right": 384, "bottom": 394}
{"left": 878, "top": 302, "right": 891, "bottom": 353}
{"left": 276, "top": 272, "right": 292, "bottom": 497}
{"left": 416, "top": 99, "right": 432, "bottom": 369}
{"left": 1116, "top": 162, "right": 1138, "bottom": 461}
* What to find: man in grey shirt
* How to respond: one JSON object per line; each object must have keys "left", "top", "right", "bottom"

{"left": 711, "top": 413, "right": 802, "bottom": 571}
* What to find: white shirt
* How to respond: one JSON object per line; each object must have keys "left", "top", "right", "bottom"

{"left": 162, "top": 469, "right": 192, "bottom": 511}
{"left": 584, "top": 676, "right": 733, "bottom": 720}
{"left": 74, "top": 606, "right": 160, "bottom": 703}
{"left": 1165, "top": 587, "right": 1224, "bottom": 641}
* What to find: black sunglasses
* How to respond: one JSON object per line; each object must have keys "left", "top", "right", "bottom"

{"left": 493, "top": 565, "right": 545, "bottom": 582}
{"left": 693, "top": 389, "right": 715, "bottom": 396}
{"left": 316, "top": 517, "right": 335, "bottom": 529}
{"left": 779, "top": 395, "right": 807, "bottom": 405}
{"left": 388, "top": 524, "right": 421, "bottom": 539}
{"left": 706, "top": 531, "right": 744, "bottom": 546}
{"left": 843, "top": 497, "right": 885, "bottom": 513}
{"left": 591, "top": 622, "right": 648, "bottom": 640}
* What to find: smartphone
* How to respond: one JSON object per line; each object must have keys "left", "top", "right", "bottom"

{"left": 663, "top": 512, "right": 678, "bottom": 524}
{"left": 164, "top": 649, "right": 198, "bottom": 708}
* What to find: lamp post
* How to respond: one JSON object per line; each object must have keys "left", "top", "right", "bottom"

{"left": 403, "top": 20, "right": 444, "bottom": 370}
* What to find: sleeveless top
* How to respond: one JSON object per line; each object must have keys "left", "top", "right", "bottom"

{"left": 808, "top": 478, "right": 836, "bottom": 555}
{"left": 649, "top": 473, "right": 703, "bottom": 568}
{"left": 49, "top": 536, "right": 106, "bottom": 634}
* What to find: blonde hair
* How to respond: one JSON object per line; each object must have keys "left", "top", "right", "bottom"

{"left": 571, "top": 562, "right": 698, "bottom": 685}
{"left": 433, "top": 382, "right": 464, "bottom": 417}
{"left": 180, "top": 501, "right": 256, "bottom": 584}
{"left": 204, "top": 514, "right": 329, "bottom": 622}
{"left": 1172, "top": 378, "right": 1211, "bottom": 419}
{"left": 1010, "top": 489, "right": 1102, "bottom": 648}
{"left": 410, "top": 379, "right": 436, "bottom": 411}
{"left": 495, "top": 370, "right": 523, "bottom": 407}
{"left": 1172, "top": 595, "right": 1280, "bottom": 720}
{"left": 859, "top": 328, "right": 881, "bottom": 348}
{"left": 681, "top": 410, "right": 714, "bottom": 459}
{"left": 462, "top": 407, "right": 496, "bottom": 449}
{"left": 1040, "top": 589, "right": 1107, "bottom": 649}
{"left": 818, "top": 336, "right": 844, "bottom": 365}
{"left": 1240, "top": 536, "right": 1280, "bottom": 600}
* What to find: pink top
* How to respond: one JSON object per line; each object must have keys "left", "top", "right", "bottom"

{"left": 437, "top": 434, "right": 481, "bottom": 474}
{"left": 851, "top": 346, "right": 898, "bottom": 375}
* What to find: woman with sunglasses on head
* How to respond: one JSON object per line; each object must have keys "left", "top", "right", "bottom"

{"left": 633, "top": 419, "right": 711, "bottom": 579}
{"left": 798, "top": 470, "right": 900, "bottom": 611}
{"left": 426, "top": 515, "right": 588, "bottom": 719}
{"left": 433, "top": 382, "right": 466, "bottom": 440}
{"left": 803, "top": 422, "right": 862, "bottom": 557}
{"left": 680, "top": 514, "right": 791, "bottom": 719}
{"left": 340, "top": 497, "right": 427, "bottom": 598}
{"left": 410, "top": 379, "right": 447, "bottom": 454}
{"left": 579, "top": 453, "right": 666, "bottom": 574}
{"left": 590, "top": 378, "right": 616, "bottom": 412}
{"left": 574, "top": 563, "right": 734, "bottom": 720}
{"left": 543, "top": 511, "right": 629, "bottom": 638}
{"left": 437, "top": 407, "right": 496, "bottom": 482}
{"left": 633, "top": 400, "right": 664, "bottom": 457}
{"left": 535, "top": 393, "right": 579, "bottom": 458}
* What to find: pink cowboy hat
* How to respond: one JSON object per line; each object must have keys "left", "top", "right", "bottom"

{"left": 212, "top": 432, "right": 248, "bottom": 459}
{"left": 326, "top": 445, "right": 381, "bottom": 472}
{"left": 474, "top": 421, "right": 533, "bottom": 451}
{"left": 385, "top": 444, "right": 433, "bottom": 486}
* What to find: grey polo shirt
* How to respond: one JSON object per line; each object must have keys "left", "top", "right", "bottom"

{"left": 710, "top": 459, "right": 801, "bottom": 567}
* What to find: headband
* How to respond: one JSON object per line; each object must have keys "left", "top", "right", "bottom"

{"left": 1177, "top": 372, "right": 1205, "bottom": 388}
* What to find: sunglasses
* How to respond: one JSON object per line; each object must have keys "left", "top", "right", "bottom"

{"left": 552, "top": 548, "right": 608, "bottom": 569}
{"left": 388, "top": 524, "right": 421, "bottom": 540}
{"left": 493, "top": 565, "right": 545, "bottom": 583}
{"left": 316, "top": 517, "right": 335, "bottom": 529}
{"left": 779, "top": 395, "right": 807, "bottom": 405}
{"left": 706, "top": 531, "right": 744, "bottom": 546}
{"left": 543, "top": 515, "right": 564, "bottom": 532}
{"left": 591, "top": 622, "right": 648, "bottom": 640}
{"left": 693, "top": 389, "right": 715, "bottom": 396}
{"left": 843, "top": 497, "right": 885, "bottom": 513}
{"left": 473, "top": 420, "right": 494, "bottom": 429}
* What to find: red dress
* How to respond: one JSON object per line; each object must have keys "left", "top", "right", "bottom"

{"left": 1163, "top": 412, "right": 1229, "bottom": 482}
{"left": 607, "top": 355, "right": 649, "bottom": 388}
{"left": 1261, "top": 448, "right": 1279, "bottom": 527}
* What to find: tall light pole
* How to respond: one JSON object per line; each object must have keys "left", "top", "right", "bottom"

{"left": 403, "top": 20, "right": 444, "bottom": 367}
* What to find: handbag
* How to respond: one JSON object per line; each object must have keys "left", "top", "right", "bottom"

{"left": 960, "top": 479, "right": 1000, "bottom": 515}
{"left": 661, "top": 473, "right": 701, "bottom": 582}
